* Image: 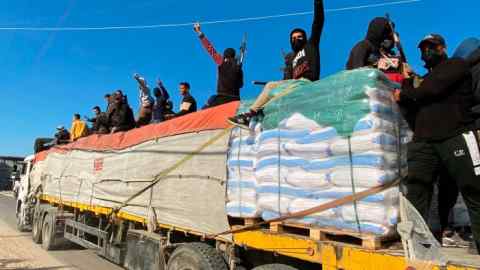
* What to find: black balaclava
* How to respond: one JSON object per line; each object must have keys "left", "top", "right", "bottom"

{"left": 366, "top": 17, "right": 394, "bottom": 49}
{"left": 421, "top": 47, "right": 447, "bottom": 69}
{"left": 223, "top": 48, "right": 236, "bottom": 61}
{"left": 290, "top": 28, "right": 307, "bottom": 52}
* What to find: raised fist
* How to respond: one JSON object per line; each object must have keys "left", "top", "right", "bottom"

{"left": 193, "top": 22, "right": 201, "bottom": 34}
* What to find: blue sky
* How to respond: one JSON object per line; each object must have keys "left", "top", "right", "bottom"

{"left": 0, "top": 0, "right": 478, "bottom": 156}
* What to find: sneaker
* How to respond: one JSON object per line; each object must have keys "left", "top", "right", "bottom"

{"left": 228, "top": 113, "right": 252, "bottom": 130}
{"left": 442, "top": 231, "right": 471, "bottom": 248}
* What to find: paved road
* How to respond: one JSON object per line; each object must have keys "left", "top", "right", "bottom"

{"left": 0, "top": 192, "right": 122, "bottom": 270}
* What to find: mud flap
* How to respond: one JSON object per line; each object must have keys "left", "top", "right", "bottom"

{"left": 397, "top": 194, "right": 449, "bottom": 268}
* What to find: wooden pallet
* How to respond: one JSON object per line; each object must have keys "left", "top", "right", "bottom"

{"left": 228, "top": 217, "right": 264, "bottom": 227}
{"left": 269, "top": 222, "right": 398, "bottom": 250}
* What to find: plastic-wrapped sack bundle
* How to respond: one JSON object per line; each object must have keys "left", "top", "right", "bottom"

{"left": 226, "top": 69, "right": 410, "bottom": 235}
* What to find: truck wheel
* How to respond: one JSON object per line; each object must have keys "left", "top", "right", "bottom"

{"left": 32, "top": 212, "right": 43, "bottom": 244}
{"left": 41, "top": 213, "right": 56, "bottom": 250}
{"left": 167, "top": 242, "right": 228, "bottom": 270}
{"left": 252, "top": 264, "right": 299, "bottom": 270}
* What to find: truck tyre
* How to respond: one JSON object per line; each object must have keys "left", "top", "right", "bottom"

{"left": 32, "top": 210, "right": 43, "bottom": 244}
{"left": 252, "top": 264, "right": 299, "bottom": 270}
{"left": 167, "top": 242, "right": 228, "bottom": 270}
{"left": 41, "top": 212, "right": 56, "bottom": 250}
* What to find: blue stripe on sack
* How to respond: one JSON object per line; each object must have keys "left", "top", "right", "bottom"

{"left": 230, "top": 137, "right": 255, "bottom": 149}
{"left": 310, "top": 190, "right": 388, "bottom": 202}
{"left": 256, "top": 158, "right": 309, "bottom": 171}
{"left": 258, "top": 129, "right": 310, "bottom": 144}
{"left": 295, "top": 128, "right": 338, "bottom": 144}
{"left": 316, "top": 218, "right": 387, "bottom": 235}
{"left": 256, "top": 185, "right": 315, "bottom": 198}
{"left": 227, "top": 180, "right": 256, "bottom": 189}
{"left": 372, "top": 133, "right": 397, "bottom": 146}
{"left": 228, "top": 159, "right": 254, "bottom": 168}
{"left": 303, "top": 159, "right": 336, "bottom": 171}
{"left": 303, "top": 153, "right": 390, "bottom": 171}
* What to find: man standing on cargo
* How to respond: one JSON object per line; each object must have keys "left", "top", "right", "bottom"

{"left": 228, "top": 0, "right": 324, "bottom": 129}
{"left": 193, "top": 23, "right": 244, "bottom": 109}
{"left": 394, "top": 34, "right": 480, "bottom": 254}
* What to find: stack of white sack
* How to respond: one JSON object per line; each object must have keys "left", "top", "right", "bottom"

{"left": 225, "top": 89, "right": 410, "bottom": 236}
{"left": 226, "top": 133, "right": 261, "bottom": 218}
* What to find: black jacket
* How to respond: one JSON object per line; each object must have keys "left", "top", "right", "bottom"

{"left": 109, "top": 101, "right": 135, "bottom": 132}
{"left": 218, "top": 61, "right": 243, "bottom": 97}
{"left": 93, "top": 112, "right": 110, "bottom": 134}
{"left": 176, "top": 93, "right": 197, "bottom": 117}
{"left": 346, "top": 18, "right": 391, "bottom": 70}
{"left": 399, "top": 58, "right": 475, "bottom": 142}
{"left": 284, "top": 0, "right": 324, "bottom": 81}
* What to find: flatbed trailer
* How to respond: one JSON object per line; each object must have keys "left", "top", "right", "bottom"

{"left": 31, "top": 193, "right": 480, "bottom": 270}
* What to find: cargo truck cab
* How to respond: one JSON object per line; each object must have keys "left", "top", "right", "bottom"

{"left": 15, "top": 154, "right": 34, "bottom": 232}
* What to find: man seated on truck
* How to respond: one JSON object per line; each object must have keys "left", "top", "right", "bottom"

{"left": 227, "top": 0, "right": 324, "bottom": 129}
{"left": 87, "top": 106, "right": 110, "bottom": 134}
{"left": 109, "top": 91, "right": 136, "bottom": 133}
{"left": 394, "top": 34, "right": 480, "bottom": 254}
{"left": 70, "top": 114, "right": 88, "bottom": 142}
{"left": 151, "top": 79, "right": 173, "bottom": 123}
{"left": 53, "top": 126, "right": 70, "bottom": 145}
{"left": 193, "top": 23, "right": 244, "bottom": 109}
{"left": 174, "top": 82, "right": 197, "bottom": 118}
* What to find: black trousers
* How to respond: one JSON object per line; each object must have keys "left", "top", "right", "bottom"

{"left": 438, "top": 170, "right": 460, "bottom": 232}
{"left": 203, "top": 95, "right": 239, "bottom": 109}
{"left": 404, "top": 132, "right": 480, "bottom": 253}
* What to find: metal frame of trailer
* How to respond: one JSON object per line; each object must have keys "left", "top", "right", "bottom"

{"left": 39, "top": 194, "right": 480, "bottom": 270}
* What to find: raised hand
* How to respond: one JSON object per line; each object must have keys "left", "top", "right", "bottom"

{"left": 193, "top": 22, "right": 201, "bottom": 34}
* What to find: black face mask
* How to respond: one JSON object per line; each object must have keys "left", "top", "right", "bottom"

{"left": 291, "top": 37, "right": 306, "bottom": 52}
{"left": 380, "top": 39, "right": 395, "bottom": 51}
{"left": 421, "top": 48, "right": 445, "bottom": 69}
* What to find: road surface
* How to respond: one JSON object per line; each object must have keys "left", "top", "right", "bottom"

{"left": 0, "top": 191, "right": 122, "bottom": 270}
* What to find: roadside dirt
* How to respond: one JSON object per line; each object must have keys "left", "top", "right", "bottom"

{"left": 0, "top": 216, "right": 76, "bottom": 270}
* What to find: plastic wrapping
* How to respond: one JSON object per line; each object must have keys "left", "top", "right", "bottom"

{"left": 226, "top": 69, "right": 411, "bottom": 236}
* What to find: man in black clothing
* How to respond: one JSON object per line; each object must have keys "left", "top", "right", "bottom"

{"left": 109, "top": 91, "right": 136, "bottom": 133}
{"left": 175, "top": 82, "right": 197, "bottom": 118}
{"left": 394, "top": 34, "right": 480, "bottom": 254}
{"left": 228, "top": 0, "right": 324, "bottom": 129}
{"left": 193, "top": 23, "right": 244, "bottom": 109}
{"left": 346, "top": 17, "right": 397, "bottom": 70}
{"left": 151, "top": 79, "right": 172, "bottom": 123}
{"left": 53, "top": 126, "right": 70, "bottom": 145}
{"left": 88, "top": 106, "right": 110, "bottom": 134}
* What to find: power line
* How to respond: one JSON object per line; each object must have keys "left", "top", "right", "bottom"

{"left": 0, "top": 0, "right": 421, "bottom": 31}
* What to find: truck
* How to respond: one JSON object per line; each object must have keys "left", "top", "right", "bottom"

{"left": 15, "top": 70, "right": 480, "bottom": 270}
